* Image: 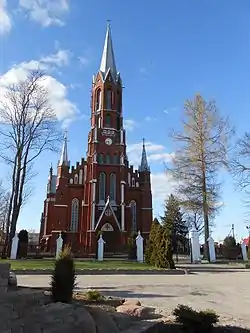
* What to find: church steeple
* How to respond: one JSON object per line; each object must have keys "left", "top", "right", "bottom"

{"left": 59, "top": 131, "right": 69, "bottom": 166}
{"left": 100, "top": 22, "right": 118, "bottom": 80}
{"left": 139, "top": 139, "right": 150, "bottom": 172}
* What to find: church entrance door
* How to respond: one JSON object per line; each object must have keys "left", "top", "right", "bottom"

{"left": 101, "top": 222, "right": 120, "bottom": 253}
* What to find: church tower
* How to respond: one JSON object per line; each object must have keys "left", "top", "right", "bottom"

{"left": 82, "top": 23, "right": 127, "bottom": 252}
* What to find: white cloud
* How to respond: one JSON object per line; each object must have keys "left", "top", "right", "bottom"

{"left": 124, "top": 119, "right": 137, "bottom": 132}
{"left": 0, "top": 49, "right": 78, "bottom": 128}
{"left": 41, "top": 49, "right": 72, "bottom": 67}
{"left": 0, "top": 0, "right": 11, "bottom": 35}
{"left": 127, "top": 141, "right": 174, "bottom": 167}
{"left": 151, "top": 172, "right": 176, "bottom": 201}
{"left": 19, "top": 0, "right": 69, "bottom": 27}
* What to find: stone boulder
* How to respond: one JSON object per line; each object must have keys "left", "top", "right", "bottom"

{"left": 116, "top": 304, "right": 155, "bottom": 319}
{"left": 123, "top": 298, "right": 141, "bottom": 306}
{"left": 85, "top": 306, "right": 119, "bottom": 333}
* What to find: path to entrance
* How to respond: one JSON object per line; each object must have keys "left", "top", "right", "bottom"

{"left": 17, "top": 271, "right": 250, "bottom": 327}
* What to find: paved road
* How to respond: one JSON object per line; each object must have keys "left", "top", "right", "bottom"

{"left": 18, "top": 271, "right": 250, "bottom": 326}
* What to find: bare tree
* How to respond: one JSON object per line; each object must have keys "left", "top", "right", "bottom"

{"left": 167, "top": 94, "right": 233, "bottom": 260}
{"left": 231, "top": 133, "right": 250, "bottom": 190}
{"left": 0, "top": 180, "right": 9, "bottom": 234}
{"left": 0, "top": 69, "right": 61, "bottom": 255}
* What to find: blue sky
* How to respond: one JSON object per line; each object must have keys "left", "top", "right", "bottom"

{"left": 1, "top": 0, "right": 250, "bottom": 242}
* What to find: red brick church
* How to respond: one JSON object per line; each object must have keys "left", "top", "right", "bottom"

{"left": 39, "top": 24, "right": 153, "bottom": 255}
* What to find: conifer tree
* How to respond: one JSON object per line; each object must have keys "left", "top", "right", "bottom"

{"left": 161, "top": 194, "right": 188, "bottom": 253}
{"left": 145, "top": 218, "right": 160, "bottom": 265}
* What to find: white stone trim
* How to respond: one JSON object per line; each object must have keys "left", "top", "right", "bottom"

{"left": 95, "top": 196, "right": 121, "bottom": 231}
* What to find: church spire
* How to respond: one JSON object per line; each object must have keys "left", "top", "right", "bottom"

{"left": 139, "top": 138, "right": 150, "bottom": 172}
{"left": 59, "top": 131, "right": 69, "bottom": 166}
{"left": 100, "top": 22, "right": 117, "bottom": 80}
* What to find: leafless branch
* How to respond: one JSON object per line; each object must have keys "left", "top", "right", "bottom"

{"left": 0, "top": 69, "right": 62, "bottom": 251}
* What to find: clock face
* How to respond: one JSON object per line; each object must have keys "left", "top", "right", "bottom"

{"left": 105, "top": 138, "right": 112, "bottom": 146}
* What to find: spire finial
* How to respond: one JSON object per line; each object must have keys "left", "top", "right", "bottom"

{"left": 100, "top": 22, "right": 117, "bottom": 80}
{"left": 59, "top": 131, "right": 69, "bottom": 166}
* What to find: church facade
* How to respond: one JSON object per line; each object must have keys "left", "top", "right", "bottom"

{"left": 39, "top": 25, "right": 153, "bottom": 255}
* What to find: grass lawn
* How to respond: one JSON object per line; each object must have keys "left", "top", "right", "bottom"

{"left": 0, "top": 259, "right": 162, "bottom": 271}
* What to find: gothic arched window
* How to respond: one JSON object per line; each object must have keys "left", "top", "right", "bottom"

{"left": 99, "top": 172, "right": 106, "bottom": 202}
{"left": 74, "top": 174, "right": 78, "bottom": 184}
{"left": 106, "top": 154, "right": 111, "bottom": 164}
{"left": 130, "top": 200, "right": 137, "bottom": 232}
{"left": 104, "top": 113, "right": 111, "bottom": 128}
{"left": 70, "top": 198, "right": 79, "bottom": 232}
{"left": 106, "top": 89, "right": 112, "bottom": 109}
{"left": 113, "top": 154, "right": 119, "bottom": 164}
{"left": 98, "top": 154, "right": 104, "bottom": 164}
{"left": 96, "top": 89, "right": 101, "bottom": 110}
{"left": 110, "top": 173, "right": 116, "bottom": 202}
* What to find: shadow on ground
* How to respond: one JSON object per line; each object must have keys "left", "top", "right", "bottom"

{"left": 157, "top": 323, "right": 250, "bottom": 332}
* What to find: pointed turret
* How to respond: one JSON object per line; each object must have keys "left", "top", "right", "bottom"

{"left": 139, "top": 138, "right": 150, "bottom": 172}
{"left": 100, "top": 22, "right": 118, "bottom": 80}
{"left": 59, "top": 131, "right": 69, "bottom": 166}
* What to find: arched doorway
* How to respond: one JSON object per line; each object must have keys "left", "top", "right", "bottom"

{"left": 101, "top": 222, "right": 120, "bottom": 253}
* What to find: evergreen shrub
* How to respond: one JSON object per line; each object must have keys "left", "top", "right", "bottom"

{"left": 51, "top": 245, "right": 77, "bottom": 303}
{"left": 173, "top": 304, "right": 219, "bottom": 333}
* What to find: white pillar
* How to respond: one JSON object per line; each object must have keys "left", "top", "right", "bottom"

{"left": 120, "top": 129, "right": 124, "bottom": 144}
{"left": 136, "top": 231, "right": 144, "bottom": 263}
{"left": 120, "top": 154, "right": 124, "bottom": 165}
{"left": 94, "top": 127, "right": 97, "bottom": 142}
{"left": 79, "top": 169, "right": 83, "bottom": 184}
{"left": 189, "top": 228, "right": 201, "bottom": 263}
{"left": 241, "top": 242, "right": 248, "bottom": 261}
{"left": 207, "top": 236, "right": 216, "bottom": 262}
{"left": 91, "top": 180, "right": 97, "bottom": 230}
{"left": 97, "top": 234, "right": 105, "bottom": 261}
{"left": 10, "top": 234, "right": 19, "bottom": 260}
{"left": 84, "top": 165, "right": 87, "bottom": 183}
{"left": 56, "top": 233, "right": 63, "bottom": 259}
{"left": 121, "top": 181, "right": 125, "bottom": 231}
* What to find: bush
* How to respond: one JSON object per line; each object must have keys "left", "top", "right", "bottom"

{"left": 145, "top": 218, "right": 160, "bottom": 265}
{"left": 173, "top": 304, "right": 219, "bottom": 332}
{"left": 84, "top": 289, "right": 104, "bottom": 301}
{"left": 222, "top": 236, "right": 238, "bottom": 260}
{"left": 17, "top": 229, "right": 29, "bottom": 259}
{"left": 50, "top": 245, "right": 77, "bottom": 303}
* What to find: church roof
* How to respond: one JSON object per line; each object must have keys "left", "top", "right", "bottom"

{"left": 100, "top": 23, "right": 117, "bottom": 80}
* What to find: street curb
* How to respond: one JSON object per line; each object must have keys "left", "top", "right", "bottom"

{"left": 13, "top": 268, "right": 188, "bottom": 275}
